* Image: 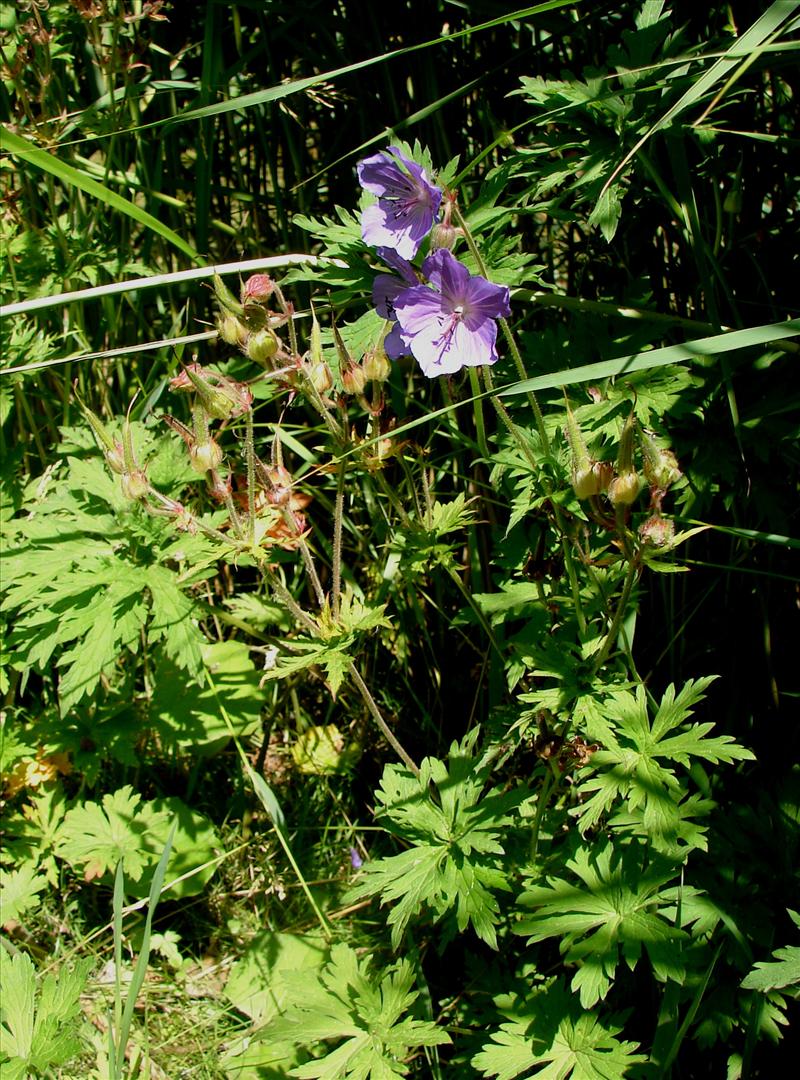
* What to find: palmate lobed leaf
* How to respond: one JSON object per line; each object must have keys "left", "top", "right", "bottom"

{"left": 267, "top": 943, "right": 449, "bottom": 1079}
{"left": 573, "top": 678, "right": 754, "bottom": 850}
{"left": 0, "top": 864, "right": 48, "bottom": 925}
{"left": 55, "top": 784, "right": 168, "bottom": 882}
{"left": 515, "top": 838, "right": 687, "bottom": 1007}
{"left": 474, "top": 978, "right": 646, "bottom": 1079}
{"left": 1, "top": 450, "right": 209, "bottom": 711}
{"left": 265, "top": 591, "right": 390, "bottom": 697}
{"left": 0, "top": 951, "right": 91, "bottom": 1076}
{"left": 741, "top": 946, "right": 800, "bottom": 993}
{"left": 347, "top": 731, "right": 525, "bottom": 948}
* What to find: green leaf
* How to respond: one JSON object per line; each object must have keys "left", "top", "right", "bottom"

{"left": 0, "top": 951, "right": 91, "bottom": 1076}
{"left": 265, "top": 943, "right": 450, "bottom": 1079}
{"left": 0, "top": 864, "right": 48, "bottom": 925}
{"left": 264, "top": 589, "right": 390, "bottom": 698}
{"left": 742, "top": 947, "right": 800, "bottom": 992}
{"left": 347, "top": 731, "right": 525, "bottom": 948}
{"left": 501, "top": 320, "right": 800, "bottom": 397}
{"left": 573, "top": 678, "right": 753, "bottom": 851}
{"left": 127, "top": 797, "right": 221, "bottom": 900}
{"left": 146, "top": 563, "right": 206, "bottom": 676}
{"left": 55, "top": 785, "right": 168, "bottom": 882}
{"left": 474, "top": 979, "right": 646, "bottom": 1079}
{"left": 150, "top": 639, "right": 262, "bottom": 755}
{"left": 515, "top": 838, "right": 687, "bottom": 1007}
{"left": 225, "top": 931, "right": 330, "bottom": 1025}
{"left": 587, "top": 184, "right": 622, "bottom": 242}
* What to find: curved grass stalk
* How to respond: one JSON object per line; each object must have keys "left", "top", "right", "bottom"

{"left": 0, "top": 254, "right": 347, "bottom": 318}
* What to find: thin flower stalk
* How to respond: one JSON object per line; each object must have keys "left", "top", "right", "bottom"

{"left": 591, "top": 557, "right": 641, "bottom": 676}
{"left": 245, "top": 408, "right": 257, "bottom": 548}
{"left": 332, "top": 459, "right": 346, "bottom": 616}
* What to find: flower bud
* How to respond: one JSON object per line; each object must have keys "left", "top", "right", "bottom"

{"left": 246, "top": 329, "right": 279, "bottom": 364}
{"left": 74, "top": 391, "right": 126, "bottom": 474}
{"left": 640, "top": 430, "right": 681, "bottom": 492}
{"left": 217, "top": 313, "right": 248, "bottom": 347}
{"left": 242, "top": 274, "right": 275, "bottom": 303}
{"left": 429, "top": 223, "right": 463, "bottom": 252}
{"left": 563, "top": 396, "right": 605, "bottom": 499}
{"left": 573, "top": 460, "right": 613, "bottom": 500}
{"left": 190, "top": 439, "right": 224, "bottom": 474}
{"left": 341, "top": 361, "right": 367, "bottom": 397}
{"left": 362, "top": 347, "right": 391, "bottom": 383}
{"left": 616, "top": 408, "right": 637, "bottom": 475}
{"left": 306, "top": 360, "right": 333, "bottom": 395}
{"left": 120, "top": 468, "right": 149, "bottom": 501}
{"left": 174, "top": 364, "right": 252, "bottom": 419}
{"left": 639, "top": 514, "right": 675, "bottom": 547}
{"left": 104, "top": 442, "right": 126, "bottom": 475}
{"left": 608, "top": 470, "right": 641, "bottom": 507}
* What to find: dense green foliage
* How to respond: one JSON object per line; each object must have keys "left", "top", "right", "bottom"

{"left": 1, "top": 2, "right": 799, "bottom": 1077}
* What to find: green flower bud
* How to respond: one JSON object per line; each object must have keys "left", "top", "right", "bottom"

{"left": 640, "top": 430, "right": 681, "bottom": 491}
{"left": 74, "top": 391, "right": 126, "bottom": 474}
{"left": 306, "top": 360, "right": 333, "bottom": 395}
{"left": 190, "top": 439, "right": 224, "bottom": 474}
{"left": 362, "top": 347, "right": 391, "bottom": 383}
{"left": 608, "top": 470, "right": 641, "bottom": 507}
{"left": 120, "top": 468, "right": 149, "bottom": 501}
{"left": 615, "top": 409, "right": 637, "bottom": 476}
{"left": 217, "top": 313, "right": 248, "bottom": 347}
{"left": 429, "top": 223, "right": 463, "bottom": 252}
{"left": 573, "top": 460, "right": 613, "bottom": 500}
{"left": 246, "top": 329, "right": 279, "bottom": 364}
{"left": 176, "top": 364, "right": 252, "bottom": 419}
{"left": 104, "top": 442, "right": 126, "bottom": 475}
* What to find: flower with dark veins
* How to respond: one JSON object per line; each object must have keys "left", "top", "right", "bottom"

{"left": 372, "top": 247, "right": 417, "bottom": 359}
{"left": 392, "top": 249, "right": 511, "bottom": 377}
{"left": 358, "top": 147, "right": 442, "bottom": 259}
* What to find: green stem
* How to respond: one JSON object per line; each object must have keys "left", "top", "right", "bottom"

{"left": 450, "top": 202, "right": 543, "bottom": 427}
{"left": 451, "top": 202, "right": 587, "bottom": 631}
{"left": 348, "top": 661, "right": 419, "bottom": 777}
{"left": 245, "top": 407, "right": 257, "bottom": 548}
{"left": 467, "top": 367, "right": 489, "bottom": 459}
{"left": 592, "top": 558, "right": 640, "bottom": 676}
{"left": 530, "top": 767, "right": 557, "bottom": 863}
{"left": 266, "top": 571, "right": 418, "bottom": 775}
{"left": 332, "top": 458, "right": 346, "bottom": 615}
{"left": 483, "top": 367, "right": 586, "bottom": 633}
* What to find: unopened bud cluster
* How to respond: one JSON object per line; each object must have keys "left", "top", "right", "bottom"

{"left": 213, "top": 274, "right": 285, "bottom": 367}
{"left": 565, "top": 397, "right": 683, "bottom": 549}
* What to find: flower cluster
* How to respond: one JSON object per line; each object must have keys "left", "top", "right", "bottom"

{"left": 357, "top": 147, "right": 510, "bottom": 378}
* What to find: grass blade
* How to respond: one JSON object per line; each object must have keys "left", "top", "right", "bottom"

{"left": 501, "top": 320, "right": 800, "bottom": 395}
{"left": 1, "top": 127, "right": 199, "bottom": 263}
{"left": 114, "top": 822, "right": 178, "bottom": 1077}
{"left": 599, "top": 1, "right": 800, "bottom": 197}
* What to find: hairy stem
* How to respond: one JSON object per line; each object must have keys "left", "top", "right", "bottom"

{"left": 592, "top": 557, "right": 641, "bottom": 675}
{"left": 332, "top": 458, "right": 346, "bottom": 614}
{"left": 348, "top": 662, "right": 420, "bottom": 776}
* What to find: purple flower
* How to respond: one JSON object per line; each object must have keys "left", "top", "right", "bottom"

{"left": 349, "top": 847, "right": 363, "bottom": 869}
{"left": 372, "top": 248, "right": 417, "bottom": 360}
{"left": 358, "top": 147, "right": 442, "bottom": 260}
{"left": 391, "top": 249, "right": 511, "bottom": 377}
